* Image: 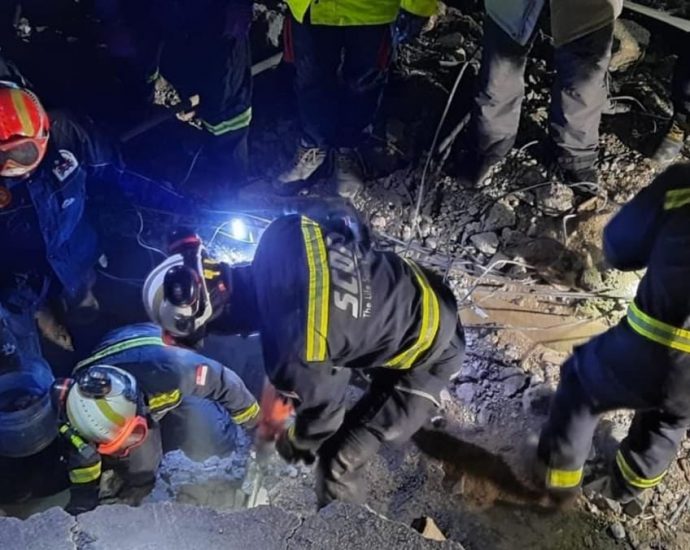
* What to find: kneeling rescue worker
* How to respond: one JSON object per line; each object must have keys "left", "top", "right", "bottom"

{"left": 143, "top": 213, "right": 465, "bottom": 506}
{"left": 53, "top": 323, "right": 259, "bottom": 514}
{"left": 538, "top": 162, "right": 690, "bottom": 513}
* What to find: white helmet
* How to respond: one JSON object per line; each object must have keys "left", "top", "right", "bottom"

{"left": 66, "top": 365, "right": 148, "bottom": 455}
{"left": 142, "top": 251, "right": 215, "bottom": 337}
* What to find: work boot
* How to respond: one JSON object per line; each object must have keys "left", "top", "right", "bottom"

{"left": 652, "top": 119, "right": 687, "bottom": 167}
{"left": 275, "top": 141, "right": 329, "bottom": 196}
{"left": 333, "top": 148, "right": 364, "bottom": 199}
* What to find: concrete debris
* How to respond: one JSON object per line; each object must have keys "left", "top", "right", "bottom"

{"left": 483, "top": 202, "right": 516, "bottom": 231}
{"left": 0, "top": 502, "right": 463, "bottom": 550}
{"left": 470, "top": 232, "right": 499, "bottom": 255}
{"left": 609, "top": 521, "right": 627, "bottom": 541}
{"left": 610, "top": 19, "right": 651, "bottom": 72}
{"left": 535, "top": 183, "right": 575, "bottom": 216}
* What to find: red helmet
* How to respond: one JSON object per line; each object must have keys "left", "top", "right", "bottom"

{"left": 0, "top": 82, "right": 50, "bottom": 178}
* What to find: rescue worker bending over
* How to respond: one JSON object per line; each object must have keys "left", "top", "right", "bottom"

{"left": 143, "top": 213, "right": 465, "bottom": 507}
{"left": 53, "top": 323, "right": 259, "bottom": 514}
{"left": 538, "top": 162, "right": 690, "bottom": 513}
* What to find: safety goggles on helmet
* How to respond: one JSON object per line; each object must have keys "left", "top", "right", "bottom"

{"left": 66, "top": 365, "right": 149, "bottom": 457}
{"left": 143, "top": 232, "right": 215, "bottom": 338}
{"left": 0, "top": 82, "right": 49, "bottom": 178}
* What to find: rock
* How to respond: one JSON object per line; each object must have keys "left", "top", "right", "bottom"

{"left": 0, "top": 508, "right": 75, "bottom": 550}
{"left": 455, "top": 382, "right": 477, "bottom": 404}
{"left": 483, "top": 202, "right": 516, "bottom": 231}
{"left": 580, "top": 266, "right": 604, "bottom": 291}
{"left": 502, "top": 374, "right": 528, "bottom": 397}
{"left": 470, "top": 232, "right": 499, "bottom": 255}
{"left": 535, "top": 183, "right": 574, "bottom": 216}
{"left": 610, "top": 19, "right": 650, "bottom": 73}
{"left": 608, "top": 521, "right": 626, "bottom": 541}
{"left": 522, "top": 384, "right": 552, "bottom": 416}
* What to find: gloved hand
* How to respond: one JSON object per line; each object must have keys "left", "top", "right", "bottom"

{"left": 65, "top": 484, "right": 100, "bottom": 516}
{"left": 276, "top": 429, "right": 316, "bottom": 465}
{"left": 224, "top": 1, "right": 254, "bottom": 40}
{"left": 393, "top": 9, "right": 428, "bottom": 46}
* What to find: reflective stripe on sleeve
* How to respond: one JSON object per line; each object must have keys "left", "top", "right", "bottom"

{"left": 148, "top": 389, "right": 182, "bottom": 411}
{"left": 231, "top": 402, "right": 260, "bottom": 425}
{"left": 201, "top": 106, "right": 253, "bottom": 135}
{"left": 664, "top": 188, "right": 690, "bottom": 210}
{"left": 384, "top": 260, "right": 440, "bottom": 370}
{"left": 546, "top": 467, "right": 583, "bottom": 489}
{"left": 626, "top": 301, "right": 690, "bottom": 353}
{"left": 301, "top": 217, "right": 330, "bottom": 362}
{"left": 74, "top": 337, "right": 165, "bottom": 372}
{"left": 69, "top": 462, "right": 102, "bottom": 484}
{"left": 615, "top": 451, "right": 667, "bottom": 489}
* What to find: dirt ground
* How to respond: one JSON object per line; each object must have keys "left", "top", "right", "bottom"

{"left": 2, "top": 1, "right": 690, "bottom": 548}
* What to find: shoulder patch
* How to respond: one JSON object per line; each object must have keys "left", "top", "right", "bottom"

{"left": 195, "top": 364, "right": 208, "bottom": 386}
{"left": 52, "top": 149, "right": 79, "bottom": 182}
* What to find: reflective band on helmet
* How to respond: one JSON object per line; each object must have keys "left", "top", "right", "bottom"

{"left": 626, "top": 302, "right": 690, "bottom": 353}
{"left": 74, "top": 337, "right": 165, "bottom": 372}
{"left": 615, "top": 451, "right": 667, "bottom": 489}
{"left": 546, "top": 467, "right": 583, "bottom": 489}
{"left": 9, "top": 89, "right": 35, "bottom": 136}
{"left": 384, "top": 260, "right": 440, "bottom": 370}
{"left": 98, "top": 416, "right": 149, "bottom": 456}
{"left": 148, "top": 389, "right": 181, "bottom": 411}
{"left": 664, "top": 188, "right": 690, "bottom": 211}
{"left": 231, "top": 402, "right": 260, "bottom": 425}
{"left": 301, "top": 217, "right": 330, "bottom": 362}
{"left": 201, "top": 106, "right": 252, "bottom": 136}
{"left": 69, "top": 462, "right": 102, "bottom": 484}
{"left": 94, "top": 398, "right": 127, "bottom": 427}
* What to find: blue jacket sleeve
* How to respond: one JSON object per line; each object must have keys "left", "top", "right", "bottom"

{"left": 602, "top": 171, "right": 671, "bottom": 271}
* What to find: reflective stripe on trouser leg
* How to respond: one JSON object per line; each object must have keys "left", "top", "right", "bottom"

{"left": 614, "top": 410, "right": 689, "bottom": 498}
{"left": 201, "top": 106, "right": 253, "bottom": 136}
{"left": 538, "top": 356, "right": 601, "bottom": 490}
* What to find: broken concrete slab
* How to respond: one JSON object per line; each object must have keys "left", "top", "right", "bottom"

{"left": 0, "top": 507, "right": 75, "bottom": 550}
{"left": 291, "top": 502, "right": 462, "bottom": 549}
{"left": 76, "top": 502, "right": 301, "bottom": 550}
{"left": 0, "top": 501, "right": 462, "bottom": 550}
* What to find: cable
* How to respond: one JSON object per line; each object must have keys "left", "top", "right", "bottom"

{"left": 136, "top": 210, "right": 167, "bottom": 258}
{"left": 409, "top": 48, "right": 479, "bottom": 245}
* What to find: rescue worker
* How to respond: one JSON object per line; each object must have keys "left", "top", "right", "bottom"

{"left": 457, "top": 0, "right": 622, "bottom": 187}
{"left": 277, "top": 0, "right": 437, "bottom": 198}
{"left": 53, "top": 322, "right": 259, "bottom": 514}
{"left": 652, "top": 52, "right": 690, "bottom": 165}
{"left": 96, "top": 0, "right": 254, "bottom": 190}
{"left": 537, "top": 162, "right": 690, "bottom": 513}
{"left": 142, "top": 213, "right": 464, "bottom": 507}
{"left": 0, "top": 70, "right": 114, "bottom": 352}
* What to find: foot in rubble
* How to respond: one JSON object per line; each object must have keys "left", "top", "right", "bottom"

{"left": 531, "top": 455, "right": 581, "bottom": 509}
{"left": 333, "top": 148, "right": 365, "bottom": 199}
{"left": 274, "top": 141, "right": 330, "bottom": 196}
{"left": 450, "top": 150, "right": 498, "bottom": 188}
{"left": 559, "top": 163, "right": 600, "bottom": 196}
{"left": 652, "top": 119, "right": 687, "bottom": 167}
{"left": 584, "top": 474, "right": 648, "bottom": 517}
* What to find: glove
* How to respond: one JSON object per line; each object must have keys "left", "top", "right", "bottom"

{"left": 276, "top": 429, "right": 316, "bottom": 465}
{"left": 65, "top": 484, "right": 99, "bottom": 515}
{"left": 393, "top": 9, "right": 428, "bottom": 46}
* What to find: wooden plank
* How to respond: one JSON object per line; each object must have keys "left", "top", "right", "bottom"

{"left": 624, "top": 1, "right": 690, "bottom": 33}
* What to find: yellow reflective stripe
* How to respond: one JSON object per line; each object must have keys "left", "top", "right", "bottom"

{"left": 385, "top": 260, "right": 440, "bottom": 370}
{"left": 301, "top": 217, "right": 330, "bottom": 362}
{"left": 69, "top": 462, "right": 102, "bottom": 484}
{"left": 664, "top": 188, "right": 690, "bottom": 210}
{"left": 287, "top": 424, "right": 297, "bottom": 441}
{"left": 616, "top": 451, "right": 667, "bottom": 489}
{"left": 546, "top": 467, "right": 583, "bottom": 489}
{"left": 10, "top": 89, "right": 35, "bottom": 135}
{"left": 627, "top": 302, "right": 690, "bottom": 353}
{"left": 74, "top": 337, "right": 165, "bottom": 371}
{"left": 201, "top": 106, "right": 252, "bottom": 135}
{"left": 148, "top": 389, "right": 181, "bottom": 411}
{"left": 94, "top": 398, "right": 126, "bottom": 427}
{"left": 60, "top": 424, "right": 89, "bottom": 451}
{"left": 231, "top": 402, "right": 260, "bottom": 425}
